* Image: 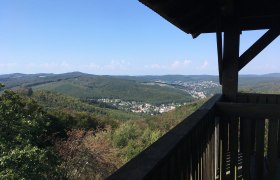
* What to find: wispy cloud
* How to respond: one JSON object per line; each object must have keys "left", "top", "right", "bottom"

{"left": 0, "top": 63, "right": 18, "bottom": 68}
{"left": 0, "top": 60, "right": 132, "bottom": 74}
{"left": 197, "top": 60, "right": 209, "bottom": 70}
{"left": 145, "top": 60, "right": 192, "bottom": 70}
{"left": 104, "top": 60, "right": 129, "bottom": 70}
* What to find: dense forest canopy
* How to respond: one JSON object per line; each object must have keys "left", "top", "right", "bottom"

{"left": 0, "top": 82, "right": 204, "bottom": 179}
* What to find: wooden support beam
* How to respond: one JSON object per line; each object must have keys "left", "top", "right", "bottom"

{"left": 215, "top": 102, "right": 280, "bottom": 119}
{"left": 222, "top": 29, "right": 239, "bottom": 101}
{"left": 216, "top": 32, "right": 223, "bottom": 85}
{"left": 238, "top": 28, "right": 280, "bottom": 71}
{"left": 221, "top": 26, "right": 240, "bottom": 180}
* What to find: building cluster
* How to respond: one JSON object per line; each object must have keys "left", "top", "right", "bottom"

{"left": 96, "top": 80, "right": 220, "bottom": 114}
{"left": 97, "top": 98, "right": 178, "bottom": 115}
{"left": 172, "top": 80, "right": 220, "bottom": 99}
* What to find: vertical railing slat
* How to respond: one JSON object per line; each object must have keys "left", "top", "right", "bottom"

{"left": 229, "top": 116, "right": 239, "bottom": 180}
{"left": 242, "top": 117, "right": 252, "bottom": 179}
{"left": 267, "top": 95, "right": 278, "bottom": 180}
{"left": 248, "top": 94, "right": 257, "bottom": 155}
{"left": 219, "top": 116, "right": 228, "bottom": 180}
{"left": 215, "top": 118, "right": 220, "bottom": 180}
{"left": 237, "top": 94, "right": 251, "bottom": 179}
{"left": 267, "top": 119, "right": 278, "bottom": 180}
{"left": 254, "top": 95, "right": 266, "bottom": 180}
{"left": 277, "top": 95, "right": 280, "bottom": 159}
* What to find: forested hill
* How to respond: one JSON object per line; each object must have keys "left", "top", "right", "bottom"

{"left": 1, "top": 72, "right": 280, "bottom": 105}
{"left": 0, "top": 72, "right": 194, "bottom": 105}
{"left": 0, "top": 84, "right": 204, "bottom": 179}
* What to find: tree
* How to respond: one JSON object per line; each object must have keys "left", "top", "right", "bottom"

{"left": 54, "top": 129, "right": 120, "bottom": 179}
{"left": 0, "top": 90, "right": 60, "bottom": 178}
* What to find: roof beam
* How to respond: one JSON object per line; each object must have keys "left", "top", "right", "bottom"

{"left": 238, "top": 28, "right": 280, "bottom": 71}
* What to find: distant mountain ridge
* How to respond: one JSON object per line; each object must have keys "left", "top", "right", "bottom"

{"left": 0, "top": 72, "right": 195, "bottom": 105}
{"left": 1, "top": 72, "right": 280, "bottom": 104}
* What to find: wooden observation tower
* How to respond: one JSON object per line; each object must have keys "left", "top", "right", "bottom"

{"left": 109, "top": 0, "right": 280, "bottom": 179}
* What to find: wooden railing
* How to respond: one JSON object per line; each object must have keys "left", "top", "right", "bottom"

{"left": 108, "top": 93, "right": 280, "bottom": 180}
{"left": 216, "top": 93, "right": 280, "bottom": 180}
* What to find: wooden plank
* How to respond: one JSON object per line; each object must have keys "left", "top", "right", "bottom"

{"left": 215, "top": 102, "right": 280, "bottom": 119}
{"left": 238, "top": 93, "right": 280, "bottom": 100}
{"left": 267, "top": 95, "right": 278, "bottom": 180}
{"left": 267, "top": 119, "right": 278, "bottom": 179}
{"left": 219, "top": 116, "right": 228, "bottom": 180}
{"left": 238, "top": 28, "right": 280, "bottom": 71}
{"left": 237, "top": 94, "right": 248, "bottom": 153}
{"left": 248, "top": 95, "right": 257, "bottom": 154}
{"left": 203, "top": 119, "right": 208, "bottom": 180}
{"left": 182, "top": 138, "right": 189, "bottom": 180}
{"left": 210, "top": 114, "right": 216, "bottom": 180}
{"left": 278, "top": 120, "right": 280, "bottom": 158}
{"left": 277, "top": 96, "right": 280, "bottom": 158}
{"left": 212, "top": 122, "right": 216, "bottom": 180}
{"left": 254, "top": 95, "right": 266, "bottom": 180}
{"left": 215, "top": 118, "right": 220, "bottom": 180}
{"left": 191, "top": 128, "right": 198, "bottom": 180}
{"left": 221, "top": 27, "right": 239, "bottom": 180}
{"left": 229, "top": 117, "right": 239, "bottom": 180}
{"left": 161, "top": 162, "right": 168, "bottom": 180}
{"left": 242, "top": 118, "right": 252, "bottom": 179}
{"left": 216, "top": 32, "right": 223, "bottom": 85}
{"left": 221, "top": 29, "right": 240, "bottom": 101}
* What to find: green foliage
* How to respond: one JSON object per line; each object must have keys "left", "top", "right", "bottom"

{"left": 0, "top": 74, "right": 210, "bottom": 178}
{"left": 32, "top": 90, "right": 144, "bottom": 122}
{"left": 0, "top": 91, "right": 48, "bottom": 149}
{"left": 0, "top": 90, "right": 59, "bottom": 178}
{"left": 112, "top": 121, "right": 162, "bottom": 162}
{"left": 112, "top": 122, "right": 139, "bottom": 148}
{"left": 147, "top": 100, "right": 205, "bottom": 133}
{"left": 121, "top": 128, "right": 161, "bottom": 162}
{"left": 32, "top": 75, "right": 193, "bottom": 105}
{"left": 0, "top": 146, "right": 59, "bottom": 179}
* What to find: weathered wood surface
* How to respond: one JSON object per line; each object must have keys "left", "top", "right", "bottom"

{"left": 215, "top": 102, "right": 280, "bottom": 119}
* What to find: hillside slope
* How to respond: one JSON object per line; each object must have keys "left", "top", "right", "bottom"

{"left": 31, "top": 75, "right": 193, "bottom": 104}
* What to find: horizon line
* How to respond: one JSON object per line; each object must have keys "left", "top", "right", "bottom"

{"left": 1, "top": 71, "right": 280, "bottom": 76}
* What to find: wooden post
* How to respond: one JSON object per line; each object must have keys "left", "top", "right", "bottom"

{"left": 221, "top": 27, "right": 240, "bottom": 180}
{"left": 222, "top": 29, "right": 239, "bottom": 101}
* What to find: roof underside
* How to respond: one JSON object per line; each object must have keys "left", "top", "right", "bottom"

{"left": 139, "top": 0, "right": 280, "bottom": 36}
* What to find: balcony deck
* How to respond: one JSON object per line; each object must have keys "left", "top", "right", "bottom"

{"left": 108, "top": 93, "right": 280, "bottom": 180}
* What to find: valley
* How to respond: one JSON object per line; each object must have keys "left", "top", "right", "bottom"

{"left": 1, "top": 72, "right": 280, "bottom": 179}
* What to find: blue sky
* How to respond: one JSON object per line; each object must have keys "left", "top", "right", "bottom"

{"left": 0, "top": 0, "right": 279, "bottom": 75}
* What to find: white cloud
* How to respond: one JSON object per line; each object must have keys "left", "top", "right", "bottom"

{"left": 145, "top": 63, "right": 166, "bottom": 69}
{"left": 105, "top": 60, "right": 129, "bottom": 70}
{"left": 82, "top": 63, "right": 102, "bottom": 71}
{"left": 146, "top": 60, "right": 192, "bottom": 70}
{"left": 0, "top": 63, "right": 18, "bottom": 68}
{"left": 183, "top": 60, "right": 191, "bottom": 65}
{"left": 198, "top": 60, "right": 209, "bottom": 69}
